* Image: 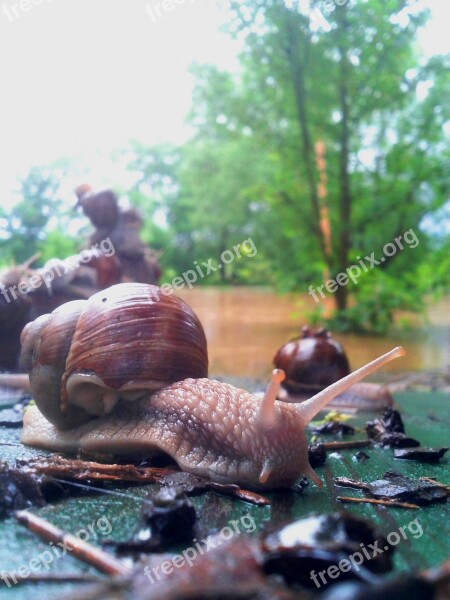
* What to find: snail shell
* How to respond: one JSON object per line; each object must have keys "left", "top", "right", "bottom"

{"left": 20, "top": 283, "right": 208, "bottom": 430}
{"left": 274, "top": 326, "right": 393, "bottom": 410}
{"left": 274, "top": 326, "right": 350, "bottom": 394}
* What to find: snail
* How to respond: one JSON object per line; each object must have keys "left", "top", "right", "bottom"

{"left": 20, "top": 283, "right": 405, "bottom": 490}
{"left": 274, "top": 326, "right": 395, "bottom": 411}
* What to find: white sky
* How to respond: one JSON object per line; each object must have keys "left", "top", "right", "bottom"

{"left": 0, "top": 0, "right": 448, "bottom": 210}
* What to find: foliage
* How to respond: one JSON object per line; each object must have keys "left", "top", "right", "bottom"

{"left": 324, "top": 269, "right": 427, "bottom": 334}
{"left": 130, "top": 0, "right": 447, "bottom": 332}
{"left": 38, "top": 228, "right": 79, "bottom": 264}
{"left": 0, "top": 163, "right": 78, "bottom": 267}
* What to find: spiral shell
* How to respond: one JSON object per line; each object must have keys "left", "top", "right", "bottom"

{"left": 20, "top": 283, "right": 208, "bottom": 429}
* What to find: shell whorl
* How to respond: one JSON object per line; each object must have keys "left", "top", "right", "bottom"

{"left": 20, "top": 300, "right": 91, "bottom": 429}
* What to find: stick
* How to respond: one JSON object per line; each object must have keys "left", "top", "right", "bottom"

{"left": 0, "top": 573, "right": 103, "bottom": 586}
{"left": 14, "top": 510, "right": 130, "bottom": 576}
{"left": 334, "top": 476, "right": 371, "bottom": 490}
{"left": 336, "top": 496, "right": 419, "bottom": 509}
{"left": 24, "top": 457, "right": 176, "bottom": 482}
{"left": 207, "top": 482, "right": 271, "bottom": 505}
{"left": 23, "top": 458, "right": 271, "bottom": 506}
{"left": 323, "top": 440, "right": 371, "bottom": 450}
{"left": 20, "top": 252, "right": 41, "bottom": 270}
{"left": 419, "top": 477, "right": 450, "bottom": 491}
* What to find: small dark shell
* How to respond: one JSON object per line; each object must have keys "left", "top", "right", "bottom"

{"left": 273, "top": 326, "right": 350, "bottom": 393}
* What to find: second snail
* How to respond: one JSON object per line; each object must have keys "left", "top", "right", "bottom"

{"left": 273, "top": 326, "right": 395, "bottom": 411}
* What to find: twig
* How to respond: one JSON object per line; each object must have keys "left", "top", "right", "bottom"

{"left": 0, "top": 573, "right": 103, "bottom": 586}
{"left": 14, "top": 510, "right": 130, "bottom": 576}
{"left": 334, "top": 476, "right": 371, "bottom": 490}
{"left": 336, "top": 496, "right": 419, "bottom": 509}
{"left": 47, "top": 477, "right": 157, "bottom": 505}
{"left": 323, "top": 439, "right": 371, "bottom": 450}
{"left": 22, "top": 457, "right": 271, "bottom": 505}
{"left": 21, "top": 252, "right": 41, "bottom": 270}
{"left": 420, "top": 477, "right": 450, "bottom": 491}
{"left": 23, "top": 457, "right": 177, "bottom": 483}
{"left": 207, "top": 482, "right": 271, "bottom": 505}
{"left": 0, "top": 441, "right": 23, "bottom": 447}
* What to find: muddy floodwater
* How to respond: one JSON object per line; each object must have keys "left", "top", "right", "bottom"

{"left": 178, "top": 287, "right": 450, "bottom": 378}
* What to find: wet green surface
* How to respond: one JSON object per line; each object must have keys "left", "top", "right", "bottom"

{"left": 0, "top": 391, "right": 448, "bottom": 599}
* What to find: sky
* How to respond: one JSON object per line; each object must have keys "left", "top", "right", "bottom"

{"left": 0, "top": 0, "right": 240, "bottom": 205}
{"left": 0, "top": 0, "right": 448, "bottom": 210}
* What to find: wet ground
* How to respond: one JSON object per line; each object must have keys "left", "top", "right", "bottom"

{"left": 0, "top": 389, "right": 448, "bottom": 600}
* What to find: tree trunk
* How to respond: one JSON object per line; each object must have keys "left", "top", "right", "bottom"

{"left": 219, "top": 233, "right": 228, "bottom": 283}
{"left": 283, "top": 12, "right": 330, "bottom": 269}
{"left": 335, "top": 6, "right": 353, "bottom": 312}
{"left": 283, "top": 6, "right": 353, "bottom": 312}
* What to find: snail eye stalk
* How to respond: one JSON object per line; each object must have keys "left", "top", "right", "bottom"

{"left": 296, "top": 347, "right": 406, "bottom": 425}
{"left": 260, "top": 369, "right": 286, "bottom": 429}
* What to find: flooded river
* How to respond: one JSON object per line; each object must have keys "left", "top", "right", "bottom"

{"left": 178, "top": 288, "right": 450, "bottom": 378}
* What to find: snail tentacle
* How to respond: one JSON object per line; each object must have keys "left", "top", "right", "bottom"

{"left": 296, "top": 347, "right": 405, "bottom": 424}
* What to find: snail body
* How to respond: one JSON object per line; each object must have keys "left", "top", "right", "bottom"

{"left": 20, "top": 284, "right": 404, "bottom": 490}
{"left": 274, "top": 326, "right": 394, "bottom": 411}
{"left": 22, "top": 375, "right": 316, "bottom": 489}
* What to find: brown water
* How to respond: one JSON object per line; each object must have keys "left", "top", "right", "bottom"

{"left": 178, "top": 287, "right": 450, "bottom": 378}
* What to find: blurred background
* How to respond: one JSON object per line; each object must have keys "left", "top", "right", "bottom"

{"left": 0, "top": 0, "right": 449, "bottom": 378}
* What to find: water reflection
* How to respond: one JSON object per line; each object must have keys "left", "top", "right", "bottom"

{"left": 178, "top": 288, "right": 450, "bottom": 378}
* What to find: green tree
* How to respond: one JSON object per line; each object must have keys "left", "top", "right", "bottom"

{"left": 183, "top": 0, "right": 449, "bottom": 327}
{"left": 127, "top": 139, "right": 273, "bottom": 283}
{"left": 0, "top": 164, "right": 76, "bottom": 265}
